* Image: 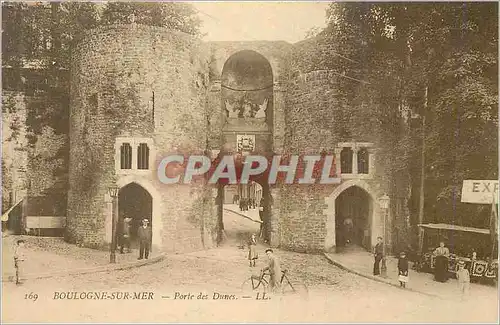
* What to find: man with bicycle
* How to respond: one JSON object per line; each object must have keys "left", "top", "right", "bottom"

{"left": 262, "top": 248, "right": 281, "bottom": 291}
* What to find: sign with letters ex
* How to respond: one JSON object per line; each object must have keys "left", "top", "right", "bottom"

{"left": 461, "top": 180, "right": 499, "bottom": 204}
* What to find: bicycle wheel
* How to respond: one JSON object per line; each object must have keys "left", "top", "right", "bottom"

{"left": 281, "top": 277, "right": 309, "bottom": 298}
{"left": 241, "top": 276, "right": 267, "bottom": 295}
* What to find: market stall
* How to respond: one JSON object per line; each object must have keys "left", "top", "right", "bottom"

{"left": 417, "top": 223, "right": 498, "bottom": 281}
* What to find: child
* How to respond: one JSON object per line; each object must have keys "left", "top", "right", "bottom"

{"left": 14, "top": 239, "right": 26, "bottom": 285}
{"left": 248, "top": 234, "right": 258, "bottom": 267}
{"left": 456, "top": 260, "right": 470, "bottom": 300}
{"left": 398, "top": 251, "right": 409, "bottom": 288}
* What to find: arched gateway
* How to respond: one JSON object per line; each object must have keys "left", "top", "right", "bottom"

{"left": 105, "top": 177, "right": 163, "bottom": 250}
{"left": 324, "top": 179, "right": 383, "bottom": 252}
{"left": 63, "top": 25, "right": 394, "bottom": 254}
{"left": 215, "top": 49, "right": 276, "bottom": 245}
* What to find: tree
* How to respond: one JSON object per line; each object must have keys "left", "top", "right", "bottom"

{"left": 1, "top": 2, "right": 202, "bottom": 69}
{"left": 1, "top": 2, "right": 203, "bottom": 198}
{"left": 302, "top": 2, "right": 498, "bottom": 250}
{"left": 100, "top": 2, "right": 201, "bottom": 36}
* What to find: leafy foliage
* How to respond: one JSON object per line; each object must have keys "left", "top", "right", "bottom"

{"left": 308, "top": 2, "right": 498, "bottom": 238}
{"left": 2, "top": 2, "right": 203, "bottom": 197}
{"left": 2, "top": 2, "right": 202, "bottom": 69}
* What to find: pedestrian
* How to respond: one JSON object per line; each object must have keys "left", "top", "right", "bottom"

{"left": 262, "top": 248, "right": 281, "bottom": 292}
{"left": 258, "top": 198, "right": 265, "bottom": 239}
{"left": 137, "top": 218, "right": 152, "bottom": 260}
{"left": 433, "top": 241, "right": 450, "bottom": 282}
{"left": 248, "top": 234, "right": 258, "bottom": 267}
{"left": 120, "top": 217, "right": 132, "bottom": 254}
{"left": 373, "top": 236, "right": 384, "bottom": 276}
{"left": 14, "top": 239, "right": 26, "bottom": 285}
{"left": 456, "top": 259, "right": 470, "bottom": 301}
{"left": 398, "top": 251, "right": 409, "bottom": 288}
{"left": 343, "top": 217, "right": 353, "bottom": 244}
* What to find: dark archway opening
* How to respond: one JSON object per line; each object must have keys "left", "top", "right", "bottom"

{"left": 221, "top": 50, "right": 274, "bottom": 130}
{"left": 335, "top": 186, "right": 372, "bottom": 251}
{"left": 118, "top": 183, "right": 152, "bottom": 249}
{"left": 216, "top": 181, "right": 270, "bottom": 247}
{"left": 216, "top": 49, "right": 274, "bottom": 248}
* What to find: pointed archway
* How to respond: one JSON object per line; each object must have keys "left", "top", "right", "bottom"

{"left": 324, "top": 179, "right": 383, "bottom": 252}
{"left": 105, "top": 176, "right": 163, "bottom": 250}
{"left": 118, "top": 182, "right": 152, "bottom": 249}
{"left": 335, "top": 186, "right": 372, "bottom": 250}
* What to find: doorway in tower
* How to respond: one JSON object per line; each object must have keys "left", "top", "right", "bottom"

{"left": 217, "top": 182, "right": 265, "bottom": 247}
{"left": 118, "top": 182, "right": 152, "bottom": 250}
{"left": 335, "top": 186, "right": 372, "bottom": 251}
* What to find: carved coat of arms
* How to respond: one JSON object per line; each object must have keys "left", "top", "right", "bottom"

{"left": 237, "top": 135, "right": 255, "bottom": 153}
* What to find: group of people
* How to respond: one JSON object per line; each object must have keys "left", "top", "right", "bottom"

{"left": 247, "top": 233, "right": 282, "bottom": 291}
{"left": 236, "top": 196, "right": 266, "bottom": 240}
{"left": 238, "top": 197, "right": 257, "bottom": 212}
{"left": 118, "top": 217, "right": 152, "bottom": 260}
{"left": 373, "top": 238, "right": 471, "bottom": 298}
{"left": 11, "top": 217, "right": 153, "bottom": 286}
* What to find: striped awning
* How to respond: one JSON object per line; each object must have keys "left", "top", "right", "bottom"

{"left": 418, "top": 223, "right": 490, "bottom": 235}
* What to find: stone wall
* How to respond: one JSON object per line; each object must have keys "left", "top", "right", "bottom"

{"left": 2, "top": 91, "right": 29, "bottom": 210}
{"left": 277, "top": 68, "right": 394, "bottom": 252}
{"left": 67, "top": 24, "right": 214, "bottom": 251}
{"left": 3, "top": 24, "right": 407, "bottom": 255}
{"left": 285, "top": 70, "right": 353, "bottom": 153}
{"left": 2, "top": 87, "right": 68, "bottom": 213}
{"left": 3, "top": 67, "right": 70, "bottom": 200}
{"left": 275, "top": 185, "right": 329, "bottom": 253}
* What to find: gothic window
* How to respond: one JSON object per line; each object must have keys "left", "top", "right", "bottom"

{"left": 358, "top": 148, "right": 369, "bottom": 174}
{"left": 137, "top": 143, "right": 150, "bottom": 170}
{"left": 120, "top": 143, "right": 132, "bottom": 169}
{"left": 340, "top": 147, "right": 353, "bottom": 174}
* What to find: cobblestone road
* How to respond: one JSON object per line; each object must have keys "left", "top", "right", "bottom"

{"left": 3, "top": 246, "right": 498, "bottom": 323}
{"left": 2, "top": 211, "right": 498, "bottom": 323}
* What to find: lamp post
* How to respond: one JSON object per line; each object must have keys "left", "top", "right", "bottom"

{"left": 379, "top": 194, "right": 390, "bottom": 277}
{"left": 108, "top": 185, "right": 120, "bottom": 264}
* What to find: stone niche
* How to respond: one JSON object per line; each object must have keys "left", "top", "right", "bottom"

{"left": 221, "top": 50, "right": 274, "bottom": 134}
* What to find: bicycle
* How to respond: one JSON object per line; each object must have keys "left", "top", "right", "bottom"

{"left": 241, "top": 268, "right": 309, "bottom": 297}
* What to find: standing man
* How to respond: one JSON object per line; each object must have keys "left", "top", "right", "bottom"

{"left": 258, "top": 198, "right": 265, "bottom": 239}
{"left": 14, "top": 239, "right": 26, "bottom": 285}
{"left": 456, "top": 259, "right": 471, "bottom": 300}
{"left": 137, "top": 218, "right": 152, "bottom": 260}
{"left": 120, "top": 217, "right": 132, "bottom": 254}
{"left": 373, "top": 236, "right": 384, "bottom": 276}
{"left": 262, "top": 248, "right": 281, "bottom": 292}
{"left": 239, "top": 197, "right": 244, "bottom": 212}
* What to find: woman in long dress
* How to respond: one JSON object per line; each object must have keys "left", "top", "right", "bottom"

{"left": 433, "top": 241, "right": 450, "bottom": 282}
{"left": 248, "top": 234, "right": 258, "bottom": 267}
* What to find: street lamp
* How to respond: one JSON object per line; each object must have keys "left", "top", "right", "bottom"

{"left": 379, "top": 194, "right": 390, "bottom": 277}
{"left": 108, "top": 185, "right": 120, "bottom": 264}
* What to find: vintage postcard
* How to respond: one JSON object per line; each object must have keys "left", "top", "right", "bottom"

{"left": 1, "top": 1, "right": 499, "bottom": 323}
